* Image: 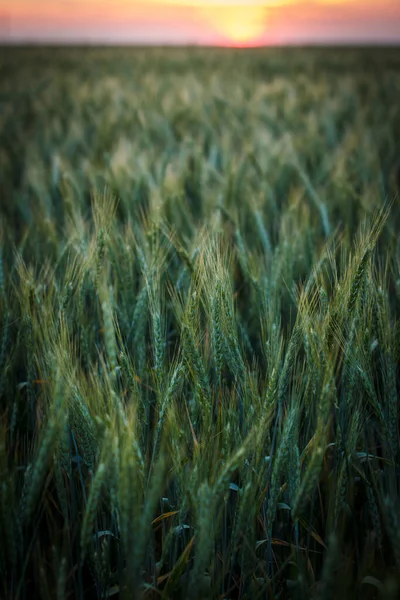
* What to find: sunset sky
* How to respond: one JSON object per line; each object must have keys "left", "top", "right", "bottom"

{"left": 1, "top": 0, "right": 400, "bottom": 46}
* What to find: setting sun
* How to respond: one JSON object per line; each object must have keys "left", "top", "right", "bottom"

{"left": 154, "top": 0, "right": 274, "bottom": 45}
{"left": 202, "top": 5, "right": 267, "bottom": 45}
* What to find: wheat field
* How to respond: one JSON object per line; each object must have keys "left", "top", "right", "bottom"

{"left": 0, "top": 46, "right": 400, "bottom": 599}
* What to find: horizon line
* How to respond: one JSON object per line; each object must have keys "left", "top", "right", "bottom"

{"left": 1, "top": 40, "right": 400, "bottom": 48}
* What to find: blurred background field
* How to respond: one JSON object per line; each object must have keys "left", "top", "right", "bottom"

{"left": 0, "top": 47, "right": 400, "bottom": 599}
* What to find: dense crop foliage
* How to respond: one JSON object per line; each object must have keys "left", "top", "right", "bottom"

{"left": 1, "top": 46, "right": 400, "bottom": 599}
